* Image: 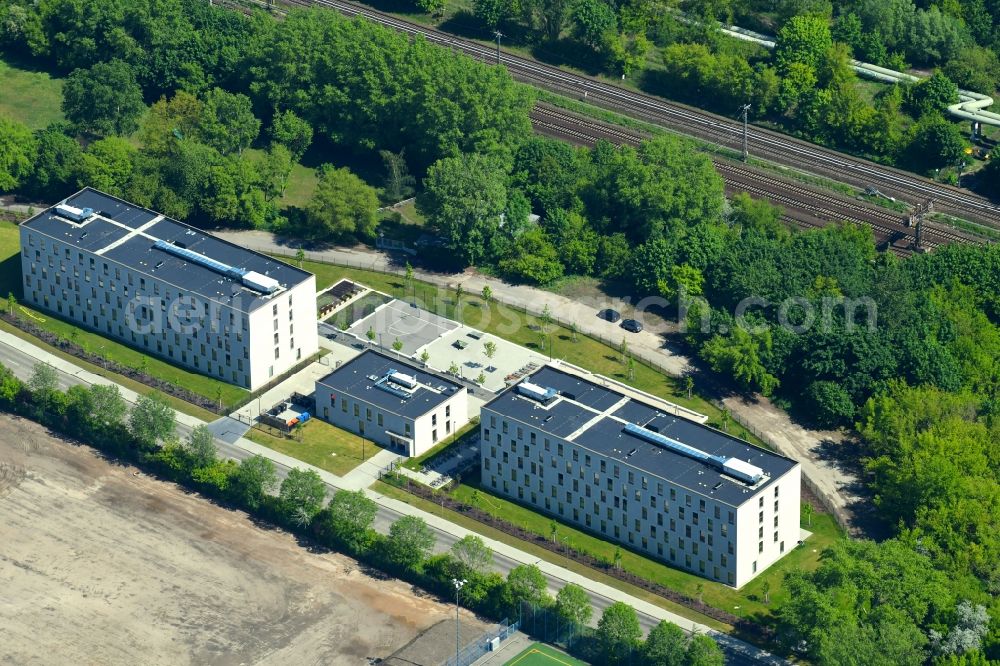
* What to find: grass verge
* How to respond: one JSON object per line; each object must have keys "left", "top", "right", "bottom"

{"left": 373, "top": 479, "right": 733, "bottom": 632}
{"left": 446, "top": 474, "right": 840, "bottom": 622}
{"left": 246, "top": 417, "right": 385, "bottom": 476}
{"left": 0, "top": 316, "right": 218, "bottom": 421}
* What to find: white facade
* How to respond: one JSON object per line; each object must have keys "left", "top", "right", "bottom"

{"left": 314, "top": 351, "right": 469, "bottom": 457}
{"left": 19, "top": 190, "right": 318, "bottom": 391}
{"left": 480, "top": 366, "right": 801, "bottom": 588}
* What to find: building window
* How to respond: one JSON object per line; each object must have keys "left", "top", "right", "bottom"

{"left": 366, "top": 408, "right": 372, "bottom": 422}
{"left": 758, "top": 541, "right": 764, "bottom": 553}
{"left": 432, "top": 414, "right": 437, "bottom": 426}
{"left": 432, "top": 429, "right": 437, "bottom": 441}
{"left": 378, "top": 413, "right": 383, "bottom": 426}
{"left": 354, "top": 404, "right": 360, "bottom": 417}
{"left": 274, "top": 348, "right": 280, "bottom": 360}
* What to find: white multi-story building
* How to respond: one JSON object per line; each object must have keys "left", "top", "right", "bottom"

{"left": 315, "top": 349, "right": 469, "bottom": 457}
{"left": 19, "top": 188, "right": 318, "bottom": 390}
{"left": 480, "top": 364, "right": 801, "bottom": 587}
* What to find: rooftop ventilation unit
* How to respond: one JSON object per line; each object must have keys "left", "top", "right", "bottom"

{"left": 516, "top": 381, "right": 557, "bottom": 402}
{"left": 242, "top": 271, "right": 280, "bottom": 294}
{"left": 623, "top": 423, "right": 765, "bottom": 485}
{"left": 374, "top": 369, "right": 419, "bottom": 399}
{"left": 388, "top": 370, "right": 417, "bottom": 389}
{"left": 54, "top": 204, "right": 94, "bottom": 223}
{"left": 153, "top": 240, "right": 279, "bottom": 294}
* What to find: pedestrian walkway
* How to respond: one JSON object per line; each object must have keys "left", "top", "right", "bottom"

{"left": 228, "top": 360, "right": 331, "bottom": 423}
{"left": 338, "top": 448, "right": 401, "bottom": 490}
{"left": 0, "top": 326, "right": 785, "bottom": 665}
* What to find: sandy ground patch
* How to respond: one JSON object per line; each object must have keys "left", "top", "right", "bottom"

{"left": 0, "top": 414, "right": 473, "bottom": 666}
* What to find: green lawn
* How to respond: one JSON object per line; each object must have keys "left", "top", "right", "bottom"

{"left": 446, "top": 473, "right": 840, "bottom": 623}
{"left": 279, "top": 161, "right": 319, "bottom": 209}
{"left": 375, "top": 478, "right": 730, "bottom": 631}
{"left": 243, "top": 148, "right": 319, "bottom": 210}
{"left": 246, "top": 417, "right": 385, "bottom": 476}
{"left": 505, "top": 643, "right": 588, "bottom": 666}
{"left": 393, "top": 199, "right": 425, "bottom": 226}
{"left": 0, "top": 57, "right": 65, "bottom": 129}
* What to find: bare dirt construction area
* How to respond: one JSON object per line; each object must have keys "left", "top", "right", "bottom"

{"left": 0, "top": 413, "right": 473, "bottom": 666}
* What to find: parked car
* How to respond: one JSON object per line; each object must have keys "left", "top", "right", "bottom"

{"left": 621, "top": 318, "right": 643, "bottom": 333}
{"left": 598, "top": 308, "right": 621, "bottom": 323}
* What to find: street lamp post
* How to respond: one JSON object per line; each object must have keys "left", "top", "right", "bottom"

{"left": 452, "top": 578, "right": 467, "bottom": 664}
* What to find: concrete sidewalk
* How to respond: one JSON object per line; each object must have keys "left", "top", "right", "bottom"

{"left": 0, "top": 327, "right": 783, "bottom": 664}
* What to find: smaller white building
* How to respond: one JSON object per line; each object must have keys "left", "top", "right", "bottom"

{"left": 315, "top": 350, "right": 469, "bottom": 457}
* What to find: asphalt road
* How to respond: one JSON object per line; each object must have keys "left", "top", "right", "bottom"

{"left": 0, "top": 340, "right": 778, "bottom": 664}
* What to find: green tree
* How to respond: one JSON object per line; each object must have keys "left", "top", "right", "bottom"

{"left": 420, "top": 350, "right": 430, "bottom": 364}
{"left": 571, "top": 0, "right": 617, "bottom": 50}
{"left": 500, "top": 228, "right": 563, "bottom": 284}
{"left": 279, "top": 467, "right": 327, "bottom": 523}
{"left": 184, "top": 424, "right": 217, "bottom": 469}
{"left": 62, "top": 60, "right": 145, "bottom": 136}
{"left": 139, "top": 91, "right": 205, "bottom": 155}
{"left": 685, "top": 634, "right": 725, "bottom": 666}
{"left": 476, "top": 372, "right": 486, "bottom": 385}
{"left": 233, "top": 454, "right": 278, "bottom": 510}
{"left": 392, "top": 337, "right": 404, "bottom": 352}
{"left": 448, "top": 361, "right": 461, "bottom": 375}
{"left": 942, "top": 46, "right": 1000, "bottom": 95}
{"left": 381, "top": 149, "right": 414, "bottom": 202}
{"left": 326, "top": 489, "right": 378, "bottom": 550}
{"left": 0, "top": 117, "right": 36, "bottom": 190}
{"left": 450, "top": 534, "right": 493, "bottom": 575}
{"left": 596, "top": 602, "right": 641, "bottom": 664}
{"left": 418, "top": 154, "right": 508, "bottom": 267}
{"left": 906, "top": 71, "right": 959, "bottom": 117}
{"left": 387, "top": 515, "right": 436, "bottom": 569}
{"left": 415, "top": 0, "right": 447, "bottom": 14}
{"left": 805, "top": 380, "right": 855, "bottom": 427}
{"left": 25, "top": 124, "right": 82, "bottom": 199}
{"left": 6, "top": 292, "right": 15, "bottom": 316}
{"left": 199, "top": 88, "right": 260, "bottom": 156}
{"left": 802, "top": 501, "right": 814, "bottom": 527}
{"left": 643, "top": 620, "right": 687, "bottom": 666}
{"left": 366, "top": 326, "right": 376, "bottom": 343}
{"left": 129, "top": 392, "right": 176, "bottom": 448}
{"left": 555, "top": 583, "right": 592, "bottom": 627}
{"left": 483, "top": 340, "right": 497, "bottom": 363}
{"left": 505, "top": 563, "right": 550, "bottom": 608}
{"left": 474, "top": 0, "right": 519, "bottom": 29}
{"left": 28, "top": 362, "right": 58, "bottom": 398}
{"left": 78, "top": 137, "right": 137, "bottom": 196}
{"left": 481, "top": 285, "right": 493, "bottom": 302}
{"left": 270, "top": 109, "right": 313, "bottom": 160}
{"left": 905, "top": 113, "right": 967, "bottom": 170}
{"left": 304, "top": 165, "right": 378, "bottom": 240}
{"left": 524, "top": 0, "right": 571, "bottom": 41}
{"left": 700, "top": 327, "right": 780, "bottom": 396}
{"left": 260, "top": 143, "right": 293, "bottom": 201}
{"left": 774, "top": 15, "right": 833, "bottom": 73}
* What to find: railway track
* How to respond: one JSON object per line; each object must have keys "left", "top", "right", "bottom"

{"left": 530, "top": 104, "right": 982, "bottom": 255}
{"left": 280, "top": 0, "right": 1000, "bottom": 229}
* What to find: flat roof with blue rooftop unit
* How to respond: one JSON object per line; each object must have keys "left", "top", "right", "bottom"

{"left": 485, "top": 364, "right": 797, "bottom": 508}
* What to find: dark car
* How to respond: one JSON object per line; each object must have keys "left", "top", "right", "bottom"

{"left": 621, "top": 318, "right": 643, "bottom": 333}
{"left": 598, "top": 308, "right": 621, "bottom": 323}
